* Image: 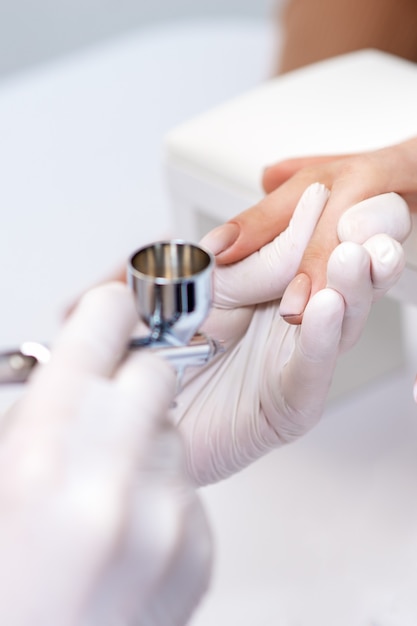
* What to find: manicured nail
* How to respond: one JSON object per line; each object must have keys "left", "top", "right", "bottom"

{"left": 200, "top": 222, "right": 240, "bottom": 256}
{"left": 279, "top": 273, "right": 311, "bottom": 319}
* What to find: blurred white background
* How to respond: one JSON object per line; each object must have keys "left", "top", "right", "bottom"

{"left": 0, "top": 0, "right": 275, "bottom": 77}
{"left": 1, "top": 2, "right": 417, "bottom": 624}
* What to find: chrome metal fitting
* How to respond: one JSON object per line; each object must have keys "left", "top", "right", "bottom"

{"left": 0, "top": 240, "right": 222, "bottom": 384}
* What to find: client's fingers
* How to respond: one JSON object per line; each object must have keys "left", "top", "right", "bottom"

{"left": 280, "top": 191, "right": 410, "bottom": 326}
{"left": 262, "top": 155, "right": 347, "bottom": 194}
{"left": 280, "top": 146, "right": 416, "bottom": 324}
{"left": 201, "top": 155, "right": 347, "bottom": 265}
{"left": 211, "top": 183, "right": 329, "bottom": 307}
{"left": 200, "top": 171, "right": 333, "bottom": 266}
{"left": 278, "top": 188, "right": 354, "bottom": 324}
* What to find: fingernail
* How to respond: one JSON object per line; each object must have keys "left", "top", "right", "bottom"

{"left": 200, "top": 222, "right": 240, "bottom": 256}
{"left": 279, "top": 273, "right": 311, "bottom": 318}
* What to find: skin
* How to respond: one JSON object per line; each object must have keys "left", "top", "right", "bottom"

{"left": 222, "top": 0, "right": 417, "bottom": 321}
{"left": 275, "top": 0, "right": 417, "bottom": 75}
{"left": 71, "top": 140, "right": 417, "bottom": 324}
{"left": 212, "top": 136, "right": 417, "bottom": 323}
{"left": 69, "top": 0, "right": 417, "bottom": 320}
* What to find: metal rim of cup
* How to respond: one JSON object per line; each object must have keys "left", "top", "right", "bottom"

{"left": 128, "top": 239, "right": 214, "bottom": 285}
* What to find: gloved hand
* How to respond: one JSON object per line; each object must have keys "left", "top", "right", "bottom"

{"left": 171, "top": 183, "right": 409, "bottom": 485}
{"left": 0, "top": 283, "right": 211, "bottom": 626}
{"left": 205, "top": 139, "right": 416, "bottom": 325}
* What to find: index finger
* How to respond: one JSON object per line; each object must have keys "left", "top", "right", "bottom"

{"left": 205, "top": 164, "right": 336, "bottom": 265}
{"left": 280, "top": 147, "right": 415, "bottom": 324}
{"left": 262, "top": 154, "right": 351, "bottom": 194}
{"left": 209, "top": 138, "right": 417, "bottom": 269}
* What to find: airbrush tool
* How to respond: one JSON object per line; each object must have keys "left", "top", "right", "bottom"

{"left": 0, "top": 240, "right": 223, "bottom": 385}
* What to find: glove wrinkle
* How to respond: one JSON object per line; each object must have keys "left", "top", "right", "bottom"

{"left": 174, "top": 186, "right": 408, "bottom": 485}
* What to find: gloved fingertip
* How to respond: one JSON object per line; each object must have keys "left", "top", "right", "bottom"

{"left": 297, "top": 182, "right": 330, "bottom": 207}
{"left": 329, "top": 240, "right": 368, "bottom": 273}
{"left": 337, "top": 192, "right": 412, "bottom": 244}
{"left": 363, "top": 235, "right": 405, "bottom": 293}
{"left": 337, "top": 213, "right": 359, "bottom": 242}
{"left": 365, "top": 234, "right": 403, "bottom": 265}
{"left": 299, "top": 288, "right": 345, "bottom": 358}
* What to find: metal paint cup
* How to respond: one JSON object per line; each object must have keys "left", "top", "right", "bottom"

{"left": 128, "top": 240, "right": 214, "bottom": 346}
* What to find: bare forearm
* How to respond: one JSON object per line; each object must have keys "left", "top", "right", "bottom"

{"left": 276, "top": 0, "right": 417, "bottom": 74}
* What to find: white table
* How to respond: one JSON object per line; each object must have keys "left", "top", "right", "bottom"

{"left": 1, "top": 18, "right": 417, "bottom": 625}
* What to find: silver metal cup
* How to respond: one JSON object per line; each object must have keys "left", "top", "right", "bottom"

{"left": 0, "top": 240, "right": 217, "bottom": 385}
{"left": 128, "top": 240, "right": 214, "bottom": 346}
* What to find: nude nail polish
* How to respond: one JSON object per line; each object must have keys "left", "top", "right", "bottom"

{"left": 279, "top": 273, "right": 311, "bottom": 319}
{"left": 200, "top": 223, "right": 240, "bottom": 256}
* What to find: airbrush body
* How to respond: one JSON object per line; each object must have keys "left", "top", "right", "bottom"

{"left": 0, "top": 241, "right": 223, "bottom": 384}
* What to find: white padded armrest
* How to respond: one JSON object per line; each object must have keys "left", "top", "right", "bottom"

{"left": 165, "top": 49, "right": 417, "bottom": 303}
{"left": 166, "top": 49, "right": 417, "bottom": 193}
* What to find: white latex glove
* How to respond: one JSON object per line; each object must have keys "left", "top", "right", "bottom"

{"left": 172, "top": 184, "right": 410, "bottom": 485}
{"left": 0, "top": 283, "right": 211, "bottom": 626}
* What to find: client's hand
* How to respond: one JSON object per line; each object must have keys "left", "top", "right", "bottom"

{"left": 201, "top": 137, "right": 415, "bottom": 323}
{"left": 0, "top": 283, "right": 211, "bottom": 626}
{"left": 172, "top": 183, "right": 407, "bottom": 485}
